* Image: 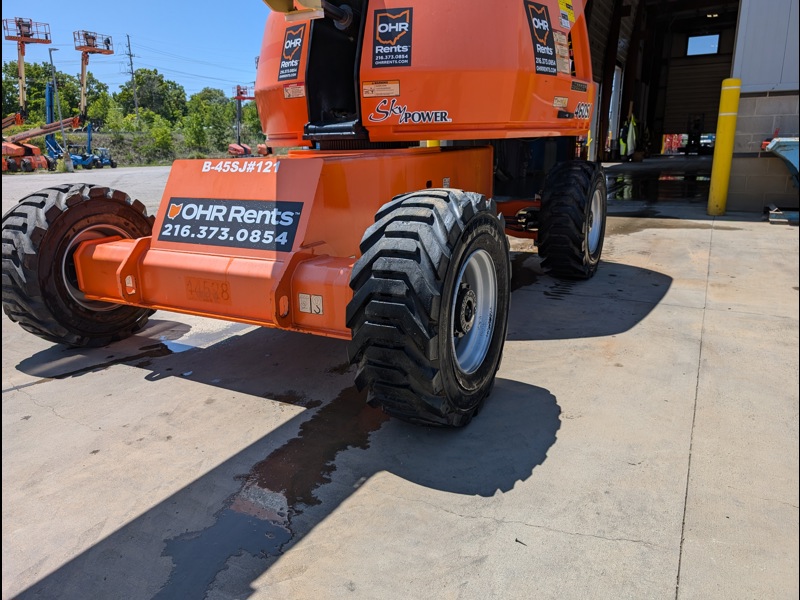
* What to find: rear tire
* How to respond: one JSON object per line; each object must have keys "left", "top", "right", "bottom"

{"left": 21, "top": 158, "right": 34, "bottom": 172}
{"left": 110, "top": 160, "right": 117, "bottom": 168}
{"left": 2, "top": 184, "right": 155, "bottom": 347}
{"left": 538, "top": 161, "right": 607, "bottom": 279}
{"left": 347, "top": 189, "right": 510, "bottom": 427}
{"left": 7, "top": 158, "right": 19, "bottom": 173}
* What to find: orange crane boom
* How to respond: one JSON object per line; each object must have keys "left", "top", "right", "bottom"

{"left": 6, "top": 116, "right": 80, "bottom": 144}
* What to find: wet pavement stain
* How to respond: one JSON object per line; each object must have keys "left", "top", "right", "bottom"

{"left": 155, "top": 386, "right": 388, "bottom": 598}
{"left": 609, "top": 208, "right": 661, "bottom": 219}
{"left": 603, "top": 156, "right": 714, "bottom": 203}
{"left": 510, "top": 252, "right": 541, "bottom": 292}
{"left": 326, "top": 361, "right": 353, "bottom": 375}
{"left": 265, "top": 389, "right": 322, "bottom": 409}
{"left": 249, "top": 386, "right": 388, "bottom": 509}
{"left": 606, "top": 217, "right": 743, "bottom": 236}
{"left": 544, "top": 280, "right": 575, "bottom": 300}
{"left": 153, "top": 507, "right": 292, "bottom": 600}
{"left": 47, "top": 344, "right": 174, "bottom": 379}
{"left": 605, "top": 172, "right": 711, "bottom": 203}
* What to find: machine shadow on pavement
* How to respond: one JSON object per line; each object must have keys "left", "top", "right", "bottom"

{"left": 11, "top": 260, "right": 670, "bottom": 599}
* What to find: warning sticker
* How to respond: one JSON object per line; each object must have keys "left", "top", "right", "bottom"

{"left": 278, "top": 24, "right": 306, "bottom": 81}
{"left": 283, "top": 83, "right": 306, "bottom": 99}
{"left": 373, "top": 8, "right": 413, "bottom": 68}
{"left": 553, "top": 31, "right": 571, "bottom": 74}
{"left": 553, "top": 96, "right": 568, "bottom": 109}
{"left": 554, "top": 31, "right": 569, "bottom": 55}
{"left": 298, "top": 293, "right": 323, "bottom": 315}
{"left": 558, "top": 0, "right": 575, "bottom": 29}
{"left": 363, "top": 80, "right": 400, "bottom": 97}
{"left": 524, "top": 1, "right": 557, "bottom": 76}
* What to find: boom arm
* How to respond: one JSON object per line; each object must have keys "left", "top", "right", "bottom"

{"left": 7, "top": 116, "right": 79, "bottom": 144}
{"left": 2, "top": 114, "right": 23, "bottom": 130}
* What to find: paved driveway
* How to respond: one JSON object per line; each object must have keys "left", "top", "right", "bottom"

{"left": 2, "top": 167, "right": 798, "bottom": 600}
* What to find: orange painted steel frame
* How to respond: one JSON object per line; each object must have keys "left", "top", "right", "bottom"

{"left": 74, "top": 0, "right": 593, "bottom": 339}
{"left": 257, "top": 0, "right": 595, "bottom": 146}
{"left": 74, "top": 147, "right": 493, "bottom": 339}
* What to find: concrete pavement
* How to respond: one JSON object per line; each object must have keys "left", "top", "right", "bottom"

{"left": 2, "top": 166, "right": 798, "bottom": 599}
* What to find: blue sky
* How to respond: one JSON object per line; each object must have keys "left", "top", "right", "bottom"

{"left": 2, "top": 1, "right": 271, "bottom": 98}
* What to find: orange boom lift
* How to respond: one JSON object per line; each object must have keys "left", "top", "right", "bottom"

{"left": 2, "top": 0, "right": 606, "bottom": 427}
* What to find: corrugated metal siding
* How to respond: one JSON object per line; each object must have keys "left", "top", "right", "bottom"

{"left": 587, "top": 0, "right": 637, "bottom": 80}
{"left": 663, "top": 55, "right": 732, "bottom": 132}
{"left": 588, "top": 0, "right": 613, "bottom": 80}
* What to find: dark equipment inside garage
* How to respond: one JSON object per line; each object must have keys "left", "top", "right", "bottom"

{"left": 587, "top": 0, "right": 740, "bottom": 162}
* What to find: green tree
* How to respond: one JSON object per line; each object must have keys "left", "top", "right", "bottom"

{"left": 208, "top": 102, "right": 235, "bottom": 151}
{"left": 187, "top": 87, "right": 229, "bottom": 116}
{"left": 102, "top": 96, "right": 126, "bottom": 131}
{"left": 182, "top": 112, "right": 208, "bottom": 152}
{"left": 86, "top": 90, "right": 114, "bottom": 126}
{"left": 242, "top": 102, "right": 263, "bottom": 146}
{"left": 149, "top": 114, "right": 174, "bottom": 155}
{"left": 114, "top": 68, "right": 187, "bottom": 124}
{"left": 2, "top": 62, "right": 20, "bottom": 117}
{"left": 2, "top": 61, "right": 63, "bottom": 123}
{"left": 2, "top": 60, "right": 108, "bottom": 124}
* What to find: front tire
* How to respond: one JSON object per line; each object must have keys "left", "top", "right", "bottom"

{"left": 347, "top": 189, "right": 511, "bottom": 427}
{"left": 2, "top": 184, "right": 155, "bottom": 347}
{"left": 538, "top": 160, "right": 607, "bottom": 279}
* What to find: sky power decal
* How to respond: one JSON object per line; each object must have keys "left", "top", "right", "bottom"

{"left": 368, "top": 98, "right": 452, "bottom": 125}
{"left": 278, "top": 24, "right": 306, "bottom": 81}
{"left": 373, "top": 8, "right": 413, "bottom": 67}
{"left": 524, "top": 1, "right": 557, "bottom": 76}
{"left": 159, "top": 198, "right": 303, "bottom": 252}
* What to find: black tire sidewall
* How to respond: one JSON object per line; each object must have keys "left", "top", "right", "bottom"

{"left": 38, "top": 198, "right": 152, "bottom": 337}
{"left": 438, "top": 213, "right": 510, "bottom": 411}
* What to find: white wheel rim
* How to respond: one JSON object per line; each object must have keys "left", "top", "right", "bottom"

{"left": 587, "top": 186, "right": 604, "bottom": 254}
{"left": 451, "top": 248, "right": 497, "bottom": 375}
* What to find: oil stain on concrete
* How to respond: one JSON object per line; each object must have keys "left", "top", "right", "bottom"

{"left": 154, "top": 385, "right": 387, "bottom": 599}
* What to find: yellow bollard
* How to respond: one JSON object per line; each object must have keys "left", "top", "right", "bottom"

{"left": 707, "top": 78, "right": 742, "bottom": 216}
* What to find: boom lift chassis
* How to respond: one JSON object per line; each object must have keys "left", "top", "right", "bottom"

{"left": 2, "top": 1, "right": 607, "bottom": 427}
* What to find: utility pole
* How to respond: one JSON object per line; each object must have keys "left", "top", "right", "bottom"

{"left": 125, "top": 34, "right": 139, "bottom": 120}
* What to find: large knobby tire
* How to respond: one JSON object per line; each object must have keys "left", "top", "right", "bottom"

{"left": 538, "top": 161, "right": 607, "bottom": 279}
{"left": 2, "top": 184, "right": 155, "bottom": 347}
{"left": 346, "top": 189, "right": 511, "bottom": 427}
